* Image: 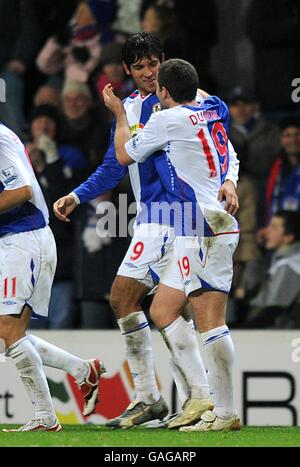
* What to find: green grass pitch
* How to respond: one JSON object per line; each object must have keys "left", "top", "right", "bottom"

{"left": 0, "top": 425, "right": 300, "bottom": 447}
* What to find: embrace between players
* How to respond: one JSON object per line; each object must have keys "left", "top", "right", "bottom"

{"left": 0, "top": 33, "right": 240, "bottom": 432}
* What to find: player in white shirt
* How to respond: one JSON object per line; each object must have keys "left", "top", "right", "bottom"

{"left": 103, "top": 58, "right": 241, "bottom": 431}
{"left": 0, "top": 123, "right": 105, "bottom": 432}
{"left": 55, "top": 34, "right": 239, "bottom": 430}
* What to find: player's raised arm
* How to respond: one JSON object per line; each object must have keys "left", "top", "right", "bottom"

{"left": 103, "top": 84, "right": 168, "bottom": 166}
{"left": 197, "top": 88, "right": 210, "bottom": 99}
{"left": 103, "top": 84, "right": 134, "bottom": 165}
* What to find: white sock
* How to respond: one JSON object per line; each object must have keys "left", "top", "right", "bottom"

{"left": 169, "top": 356, "right": 189, "bottom": 406}
{"left": 27, "top": 334, "right": 89, "bottom": 384}
{"left": 118, "top": 311, "right": 160, "bottom": 405}
{"left": 7, "top": 336, "right": 56, "bottom": 422}
{"left": 201, "top": 325, "right": 236, "bottom": 419}
{"left": 160, "top": 317, "right": 210, "bottom": 403}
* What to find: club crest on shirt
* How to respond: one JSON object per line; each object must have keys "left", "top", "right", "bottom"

{"left": 1, "top": 166, "right": 17, "bottom": 186}
{"left": 152, "top": 103, "right": 161, "bottom": 113}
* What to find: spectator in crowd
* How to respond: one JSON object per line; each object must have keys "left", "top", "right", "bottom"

{"left": 27, "top": 104, "right": 88, "bottom": 173}
{"left": 113, "top": 0, "right": 142, "bottom": 36}
{"left": 141, "top": 2, "right": 187, "bottom": 59}
{"left": 228, "top": 88, "right": 281, "bottom": 180}
{"left": 95, "top": 42, "right": 134, "bottom": 103}
{"left": 34, "top": 0, "right": 81, "bottom": 44}
{"left": 228, "top": 88, "right": 281, "bottom": 225}
{"left": 36, "top": 1, "right": 106, "bottom": 83}
{"left": 225, "top": 142, "right": 262, "bottom": 326}
{"left": 26, "top": 105, "right": 86, "bottom": 329}
{"left": 87, "top": 0, "right": 117, "bottom": 44}
{"left": 244, "top": 211, "right": 300, "bottom": 328}
{"left": 265, "top": 118, "right": 300, "bottom": 222}
{"left": 60, "top": 80, "right": 110, "bottom": 170}
{"left": 73, "top": 194, "right": 130, "bottom": 329}
{"left": 141, "top": 0, "right": 218, "bottom": 89}
{"left": 0, "top": 0, "right": 43, "bottom": 134}
{"left": 231, "top": 171, "right": 263, "bottom": 325}
{"left": 33, "top": 84, "right": 62, "bottom": 109}
{"left": 246, "top": 0, "right": 300, "bottom": 115}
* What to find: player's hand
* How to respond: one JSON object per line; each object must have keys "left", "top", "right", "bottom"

{"left": 53, "top": 195, "right": 76, "bottom": 222}
{"left": 218, "top": 180, "right": 239, "bottom": 215}
{"left": 102, "top": 83, "right": 124, "bottom": 116}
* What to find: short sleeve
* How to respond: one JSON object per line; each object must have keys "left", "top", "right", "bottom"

{"left": 203, "top": 95, "right": 230, "bottom": 131}
{"left": 0, "top": 135, "right": 31, "bottom": 190}
{"left": 125, "top": 111, "right": 168, "bottom": 163}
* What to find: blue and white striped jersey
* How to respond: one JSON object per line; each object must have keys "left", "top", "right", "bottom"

{"left": 73, "top": 92, "right": 239, "bottom": 229}
{"left": 0, "top": 123, "right": 49, "bottom": 237}
{"left": 73, "top": 91, "right": 167, "bottom": 224}
{"left": 126, "top": 95, "right": 240, "bottom": 236}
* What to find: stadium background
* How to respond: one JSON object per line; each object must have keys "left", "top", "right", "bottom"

{"left": 0, "top": 0, "right": 300, "bottom": 428}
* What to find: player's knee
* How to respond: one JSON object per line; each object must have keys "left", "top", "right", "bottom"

{"left": 0, "top": 316, "right": 19, "bottom": 346}
{"left": 110, "top": 277, "right": 144, "bottom": 316}
{"left": 149, "top": 302, "right": 160, "bottom": 324}
{"left": 149, "top": 302, "right": 171, "bottom": 329}
{"left": 110, "top": 282, "right": 132, "bottom": 315}
{"left": 109, "top": 288, "right": 123, "bottom": 313}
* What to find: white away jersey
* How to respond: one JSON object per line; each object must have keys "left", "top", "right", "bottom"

{"left": 122, "top": 91, "right": 169, "bottom": 224}
{"left": 0, "top": 123, "right": 49, "bottom": 236}
{"left": 125, "top": 95, "right": 240, "bottom": 236}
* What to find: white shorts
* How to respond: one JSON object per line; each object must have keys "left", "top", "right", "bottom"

{"left": 117, "top": 223, "right": 183, "bottom": 291}
{"left": 0, "top": 226, "right": 57, "bottom": 317}
{"left": 162, "top": 233, "right": 239, "bottom": 296}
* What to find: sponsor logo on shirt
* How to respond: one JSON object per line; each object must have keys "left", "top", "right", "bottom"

{"left": 130, "top": 123, "right": 144, "bottom": 137}
{"left": 1, "top": 166, "right": 17, "bottom": 186}
{"left": 131, "top": 134, "right": 143, "bottom": 149}
{"left": 124, "top": 262, "right": 138, "bottom": 269}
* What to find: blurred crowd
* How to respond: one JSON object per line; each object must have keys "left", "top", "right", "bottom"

{"left": 0, "top": 0, "right": 299, "bottom": 329}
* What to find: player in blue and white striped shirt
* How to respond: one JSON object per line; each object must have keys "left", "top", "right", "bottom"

{"left": 54, "top": 34, "right": 239, "bottom": 429}
{"left": 0, "top": 123, "right": 105, "bottom": 431}
{"left": 105, "top": 58, "right": 241, "bottom": 431}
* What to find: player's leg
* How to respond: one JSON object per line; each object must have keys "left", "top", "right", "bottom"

{"left": 111, "top": 271, "right": 201, "bottom": 427}
{"left": 107, "top": 274, "right": 168, "bottom": 428}
{"left": 0, "top": 306, "right": 61, "bottom": 432}
{"left": 110, "top": 276, "right": 160, "bottom": 406}
{"left": 28, "top": 226, "right": 105, "bottom": 417}
{"left": 178, "top": 234, "right": 241, "bottom": 432}
{"left": 150, "top": 283, "right": 212, "bottom": 429}
{"left": 106, "top": 224, "right": 178, "bottom": 428}
{"left": 181, "top": 290, "right": 240, "bottom": 431}
{"left": 150, "top": 283, "right": 189, "bottom": 404}
{"left": 152, "top": 242, "right": 212, "bottom": 422}
{"left": 27, "top": 334, "right": 106, "bottom": 416}
{"left": 0, "top": 229, "right": 61, "bottom": 431}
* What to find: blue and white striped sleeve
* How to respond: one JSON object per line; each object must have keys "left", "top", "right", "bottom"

{"left": 72, "top": 122, "right": 128, "bottom": 204}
